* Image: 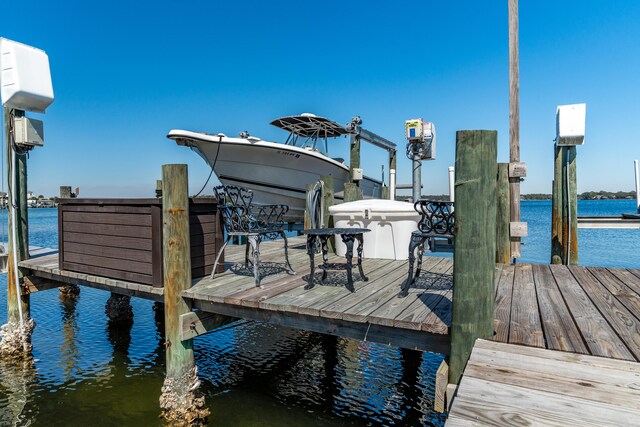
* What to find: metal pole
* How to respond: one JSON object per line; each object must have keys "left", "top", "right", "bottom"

{"left": 413, "top": 159, "right": 421, "bottom": 202}
{"left": 448, "top": 166, "right": 455, "bottom": 202}
{"left": 390, "top": 169, "right": 396, "bottom": 200}
{"left": 635, "top": 160, "right": 639, "bottom": 213}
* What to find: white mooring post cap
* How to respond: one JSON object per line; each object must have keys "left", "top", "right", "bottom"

{"left": 0, "top": 38, "right": 54, "bottom": 113}
{"left": 556, "top": 103, "right": 586, "bottom": 146}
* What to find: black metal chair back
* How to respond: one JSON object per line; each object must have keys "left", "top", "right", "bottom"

{"left": 415, "top": 200, "right": 455, "bottom": 237}
{"left": 213, "top": 185, "right": 288, "bottom": 234}
{"left": 211, "top": 184, "right": 295, "bottom": 286}
{"left": 400, "top": 200, "right": 455, "bottom": 297}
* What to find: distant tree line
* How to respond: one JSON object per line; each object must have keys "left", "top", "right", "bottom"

{"left": 521, "top": 191, "right": 636, "bottom": 200}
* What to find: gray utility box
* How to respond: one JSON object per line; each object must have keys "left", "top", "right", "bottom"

{"left": 14, "top": 116, "right": 44, "bottom": 146}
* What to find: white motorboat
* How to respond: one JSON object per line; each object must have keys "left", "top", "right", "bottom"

{"left": 168, "top": 114, "right": 384, "bottom": 223}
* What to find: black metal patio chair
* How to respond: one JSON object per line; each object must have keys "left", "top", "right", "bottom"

{"left": 211, "top": 185, "right": 295, "bottom": 286}
{"left": 399, "top": 200, "right": 455, "bottom": 297}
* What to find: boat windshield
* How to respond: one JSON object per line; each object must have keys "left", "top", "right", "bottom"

{"left": 270, "top": 114, "right": 348, "bottom": 156}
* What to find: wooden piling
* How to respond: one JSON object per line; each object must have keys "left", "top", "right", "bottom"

{"left": 567, "top": 147, "right": 578, "bottom": 265}
{"left": 496, "top": 163, "right": 510, "bottom": 264}
{"left": 509, "top": 0, "right": 522, "bottom": 259}
{"left": 59, "top": 186, "right": 72, "bottom": 199}
{"left": 321, "top": 175, "right": 335, "bottom": 253}
{"left": 59, "top": 186, "right": 81, "bottom": 298}
{"left": 162, "top": 164, "right": 194, "bottom": 379}
{"left": 449, "top": 130, "right": 497, "bottom": 385}
{"left": 5, "top": 108, "right": 30, "bottom": 325}
{"left": 349, "top": 132, "right": 360, "bottom": 184}
{"left": 160, "top": 164, "right": 208, "bottom": 422}
{"left": 551, "top": 145, "right": 563, "bottom": 264}
{"left": 343, "top": 183, "right": 363, "bottom": 202}
{"left": 551, "top": 146, "right": 578, "bottom": 265}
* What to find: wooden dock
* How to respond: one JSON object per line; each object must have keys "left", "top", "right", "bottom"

{"left": 20, "top": 236, "right": 640, "bottom": 362}
{"left": 21, "top": 236, "right": 454, "bottom": 353}
{"left": 446, "top": 339, "right": 640, "bottom": 426}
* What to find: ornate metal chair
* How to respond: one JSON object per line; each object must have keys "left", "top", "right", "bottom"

{"left": 399, "top": 200, "right": 455, "bottom": 297}
{"left": 211, "top": 185, "right": 295, "bottom": 286}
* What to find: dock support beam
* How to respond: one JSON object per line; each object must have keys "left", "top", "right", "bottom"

{"left": 158, "top": 164, "right": 208, "bottom": 424}
{"left": 449, "top": 130, "right": 497, "bottom": 385}
{"left": 0, "top": 108, "right": 34, "bottom": 359}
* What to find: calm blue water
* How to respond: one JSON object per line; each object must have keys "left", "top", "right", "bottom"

{"left": 0, "top": 201, "right": 638, "bottom": 426}
{"left": 520, "top": 199, "right": 640, "bottom": 267}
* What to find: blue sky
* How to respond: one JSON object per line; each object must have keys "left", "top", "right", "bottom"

{"left": 2, "top": 0, "right": 639, "bottom": 197}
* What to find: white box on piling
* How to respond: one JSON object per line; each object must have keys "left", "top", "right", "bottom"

{"left": 556, "top": 103, "right": 586, "bottom": 146}
{"left": 329, "top": 199, "right": 420, "bottom": 260}
{"left": 0, "top": 38, "right": 54, "bottom": 113}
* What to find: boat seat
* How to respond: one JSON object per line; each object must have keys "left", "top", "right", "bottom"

{"left": 212, "top": 185, "right": 295, "bottom": 286}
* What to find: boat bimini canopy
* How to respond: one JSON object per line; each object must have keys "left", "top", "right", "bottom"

{"left": 270, "top": 113, "right": 348, "bottom": 154}
{"left": 270, "top": 113, "right": 348, "bottom": 139}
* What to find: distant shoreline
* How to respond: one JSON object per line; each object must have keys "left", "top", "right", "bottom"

{"left": 418, "top": 191, "right": 637, "bottom": 201}
{"left": 521, "top": 191, "right": 636, "bottom": 201}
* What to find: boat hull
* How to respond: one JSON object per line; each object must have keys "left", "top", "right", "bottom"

{"left": 171, "top": 132, "right": 382, "bottom": 223}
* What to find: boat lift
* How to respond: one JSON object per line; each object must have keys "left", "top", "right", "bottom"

{"left": 346, "top": 117, "right": 397, "bottom": 200}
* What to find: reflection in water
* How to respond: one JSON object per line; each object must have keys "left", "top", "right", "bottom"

{"left": 59, "top": 295, "right": 79, "bottom": 378}
{"left": 0, "top": 357, "right": 36, "bottom": 425}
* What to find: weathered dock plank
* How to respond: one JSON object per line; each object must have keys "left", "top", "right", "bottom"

{"left": 550, "top": 264, "right": 636, "bottom": 360}
{"left": 447, "top": 339, "right": 640, "bottom": 426}
{"left": 532, "top": 264, "right": 588, "bottom": 353}
{"left": 509, "top": 264, "right": 544, "bottom": 348}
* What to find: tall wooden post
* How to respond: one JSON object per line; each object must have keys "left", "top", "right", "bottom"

{"left": 159, "top": 164, "right": 208, "bottom": 422}
{"left": 349, "top": 132, "right": 360, "bottom": 184}
{"left": 563, "top": 147, "right": 578, "bottom": 264}
{"left": 508, "top": 0, "right": 522, "bottom": 259}
{"left": 59, "top": 186, "right": 72, "bottom": 199}
{"left": 551, "top": 146, "right": 578, "bottom": 265}
{"left": 496, "top": 163, "right": 510, "bottom": 264}
{"left": 321, "top": 175, "right": 335, "bottom": 253}
{"left": 346, "top": 125, "right": 363, "bottom": 202}
{"left": 1, "top": 107, "right": 33, "bottom": 356}
{"left": 551, "top": 145, "right": 564, "bottom": 264}
{"left": 449, "top": 130, "right": 497, "bottom": 385}
{"left": 163, "top": 164, "right": 193, "bottom": 379}
{"left": 59, "top": 186, "right": 80, "bottom": 298}
{"left": 6, "top": 109, "right": 29, "bottom": 322}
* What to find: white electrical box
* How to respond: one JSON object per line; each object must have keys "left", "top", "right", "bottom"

{"left": 352, "top": 168, "right": 363, "bottom": 181}
{"left": 556, "top": 103, "right": 586, "bottom": 146}
{"left": 14, "top": 116, "right": 44, "bottom": 146}
{"left": 422, "top": 122, "right": 436, "bottom": 160}
{"left": 0, "top": 38, "right": 54, "bottom": 113}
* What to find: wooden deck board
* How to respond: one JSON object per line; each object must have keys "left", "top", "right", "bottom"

{"left": 508, "top": 264, "right": 545, "bottom": 348}
{"left": 447, "top": 339, "right": 640, "bottom": 426}
{"left": 550, "top": 264, "right": 636, "bottom": 361}
{"left": 493, "top": 264, "right": 514, "bottom": 343}
{"left": 532, "top": 264, "right": 588, "bottom": 353}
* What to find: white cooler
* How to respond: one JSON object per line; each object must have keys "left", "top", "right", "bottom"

{"left": 329, "top": 199, "right": 420, "bottom": 260}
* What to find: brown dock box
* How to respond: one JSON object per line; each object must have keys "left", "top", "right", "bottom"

{"left": 57, "top": 198, "right": 224, "bottom": 287}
